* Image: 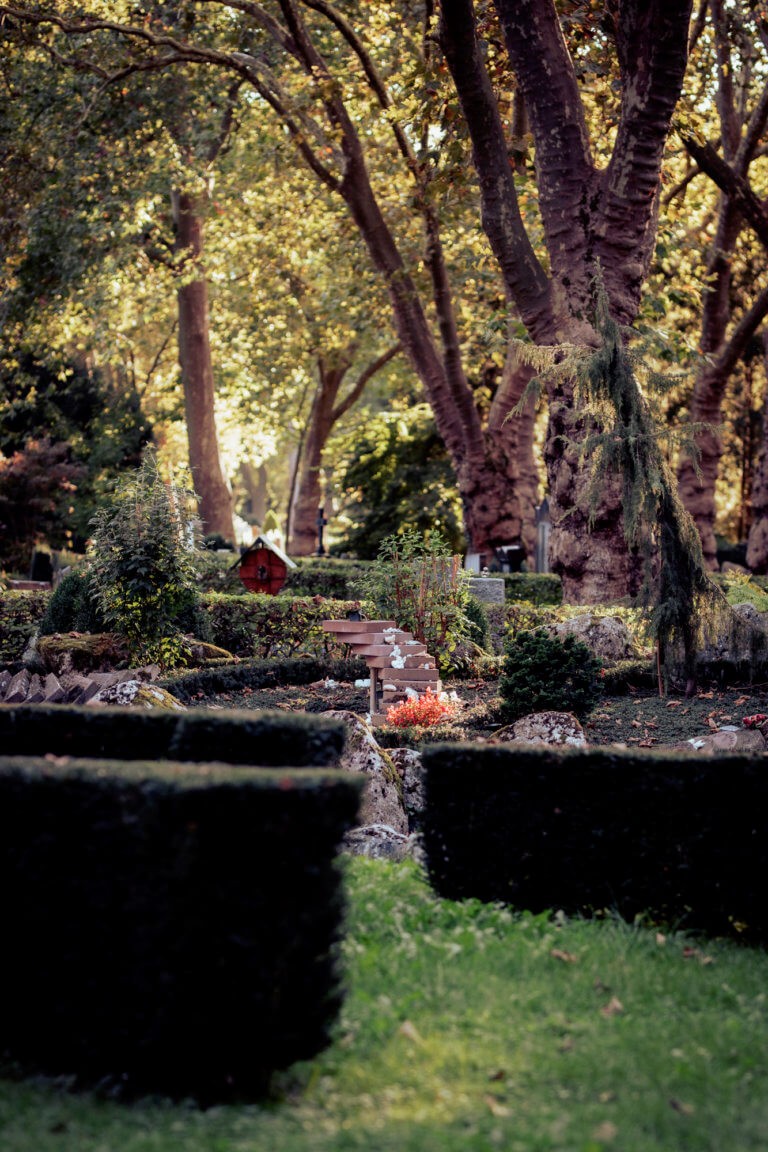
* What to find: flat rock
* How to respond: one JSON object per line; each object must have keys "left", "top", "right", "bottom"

{"left": 675, "top": 729, "right": 766, "bottom": 755}
{"left": 89, "top": 680, "right": 186, "bottom": 710}
{"left": 42, "top": 673, "right": 66, "bottom": 703}
{"left": 321, "top": 710, "right": 407, "bottom": 834}
{"left": 494, "top": 711, "right": 587, "bottom": 747}
{"left": 342, "top": 824, "right": 412, "bottom": 861}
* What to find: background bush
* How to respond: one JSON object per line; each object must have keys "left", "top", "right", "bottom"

{"left": 0, "top": 589, "right": 50, "bottom": 664}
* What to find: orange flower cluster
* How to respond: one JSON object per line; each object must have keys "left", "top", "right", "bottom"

{"left": 385, "top": 689, "right": 457, "bottom": 729}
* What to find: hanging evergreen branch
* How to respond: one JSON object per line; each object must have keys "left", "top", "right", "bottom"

{"left": 511, "top": 274, "right": 761, "bottom": 691}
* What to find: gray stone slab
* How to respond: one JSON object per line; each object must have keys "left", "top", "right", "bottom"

{"left": 0, "top": 670, "right": 11, "bottom": 700}
{"left": 4, "top": 670, "right": 30, "bottom": 704}
{"left": 467, "top": 576, "right": 505, "bottom": 604}
{"left": 25, "top": 673, "right": 46, "bottom": 703}
{"left": 43, "top": 673, "right": 67, "bottom": 703}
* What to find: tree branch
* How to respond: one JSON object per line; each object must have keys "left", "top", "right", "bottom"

{"left": 438, "top": 0, "right": 553, "bottom": 339}
{"left": 712, "top": 281, "right": 768, "bottom": 380}
{"left": 331, "top": 344, "right": 401, "bottom": 422}
{"left": 682, "top": 133, "right": 768, "bottom": 249}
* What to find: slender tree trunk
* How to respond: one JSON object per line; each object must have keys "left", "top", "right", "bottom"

{"left": 747, "top": 334, "right": 768, "bottom": 572}
{"left": 288, "top": 362, "right": 341, "bottom": 556}
{"left": 173, "top": 190, "right": 235, "bottom": 543}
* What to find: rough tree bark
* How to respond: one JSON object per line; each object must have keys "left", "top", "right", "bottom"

{"left": 173, "top": 190, "right": 235, "bottom": 542}
{"left": 439, "top": 0, "right": 694, "bottom": 601}
{"left": 747, "top": 335, "right": 768, "bottom": 571}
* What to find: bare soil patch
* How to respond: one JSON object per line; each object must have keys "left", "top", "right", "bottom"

{"left": 197, "top": 677, "right": 768, "bottom": 748}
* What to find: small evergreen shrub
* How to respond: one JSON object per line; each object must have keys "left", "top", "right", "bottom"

{"left": 39, "top": 567, "right": 107, "bottom": 635}
{"left": 465, "top": 595, "right": 491, "bottom": 651}
{"left": 500, "top": 629, "right": 602, "bottom": 720}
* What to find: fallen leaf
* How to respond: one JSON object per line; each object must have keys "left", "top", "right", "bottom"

{"left": 666, "top": 700, "right": 682, "bottom": 708}
{"left": 669, "top": 1098, "right": 696, "bottom": 1116}
{"left": 483, "top": 1094, "right": 511, "bottom": 1117}
{"left": 682, "top": 947, "right": 714, "bottom": 965}
{"left": 698, "top": 691, "right": 715, "bottom": 699}
{"left": 600, "top": 997, "right": 624, "bottom": 1017}
{"left": 488, "top": 1069, "right": 506, "bottom": 1082}
{"left": 656, "top": 932, "right": 667, "bottom": 945}
{"left": 706, "top": 718, "right": 719, "bottom": 730}
{"left": 638, "top": 738, "right": 656, "bottom": 747}
{"left": 398, "top": 1020, "right": 423, "bottom": 1044}
{"left": 735, "top": 696, "right": 749, "bottom": 706}
{"left": 631, "top": 719, "right": 642, "bottom": 728}
{"left": 551, "top": 948, "right": 578, "bottom": 963}
{"left": 591, "top": 1120, "right": 619, "bottom": 1141}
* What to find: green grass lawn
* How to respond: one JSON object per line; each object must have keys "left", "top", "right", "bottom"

{"left": 2, "top": 857, "right": 767, "bottom": 1152}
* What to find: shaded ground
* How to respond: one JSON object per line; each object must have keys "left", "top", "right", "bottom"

{"left": 198, "top": 677, "right": 768, "bottom": 747}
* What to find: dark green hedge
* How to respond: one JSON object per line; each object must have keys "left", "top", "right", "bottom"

{"left": 202, "top": 594, "right": 370, "bottom": 658}
{"left": 284, "top": 558, "right": 372, "bottom": 598}
{"left": 501, "top": 573, "right": 563, "bottom": 605}
{"left": 0, "top": 704, "right": 346, "bottom": 767}
{"left": 0, "top": 755, "right": 362, "bottom": 1100}
{"left": 422, "top": 743, "right": 768, "bottom": 942}
{"left": 162, "top": 656, "right": 368, "bottom": 701}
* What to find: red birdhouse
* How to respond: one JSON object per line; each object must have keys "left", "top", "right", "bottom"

{"left": 236, "top": 536, "right": 297, "bottom": 595}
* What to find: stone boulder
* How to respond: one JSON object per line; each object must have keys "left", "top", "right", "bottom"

{"left": 89, "top": 680, "right": 186, "bottom": 710}
{"left": 321, "top": 710, "right": 408, "bottom": 834}
{"left": 389, "top": 747, "right": 425, "bottom": 828}
{"left": 37, "top": 633, "right": 131, "bottom": 675}
{"left": 493, "top": 711, "right": 587, "bottom": 747}
{"left": 342, "top": 824, "right": 412, "bottom": 861}
{"left": 550, "top": 615, "right": 639, "bottom": 662}
{"left": 694, "top": 601, "right": 768, "bottom": 671}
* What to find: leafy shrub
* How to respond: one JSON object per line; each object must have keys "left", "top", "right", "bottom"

{"left": 193, "top": 548, "right": 244, "bottom": 594}
{"left": 0, "top": 589, "right": 50, "bottom": 663}
{"left": 356, "top": 530, "right": 471, "bottom": 668}
{"left": 88, "top": 454, "right": 201, "bottom": 667}
{"left": 386, "top": 689, "right": 458, "bottom": 729}
{"left": 500, "top": 629, "right": 603, "bottom": 720}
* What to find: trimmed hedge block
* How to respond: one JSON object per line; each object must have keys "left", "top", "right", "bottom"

{"left": 0, "top": 755, "right": 362, "bottom": 1099}
{"left": 501, "top": 573, "right": 562, "bottom": 605}
{"left": 0, "top": 704, "right": 346, "bottom": 767}
{"left": 422, "top": 743, "right": 768, "bottom": 942}
{"left": 202, "top": 593, "right": 370, "bottom": 658}
{"left": 162, "top": 655, "right": 368, "bottom": 701}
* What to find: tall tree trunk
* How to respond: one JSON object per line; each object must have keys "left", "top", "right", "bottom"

{"left": 746, "top": 334, "right": 768, "bottom": 572}
{"left": 440, "top": 0, "right": 692, "bottom": 600}
{"left": 288, "top": 345, "right": 401, "bottom": 555}
{"left": 173, "top": 190, "right": 235, "bottom": 543}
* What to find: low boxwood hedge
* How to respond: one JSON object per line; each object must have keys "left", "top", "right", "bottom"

{"left": 0, "top": 754, "right": 362, "bottom": 1100}
{"left": 422, "top": 743, "right": 768, "bottom": 943}
{"left": 162, "top": 655, "right": 368, "bottom": 701}
{"left": 0, "top": 704, "right": 346, "bottom": 767}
